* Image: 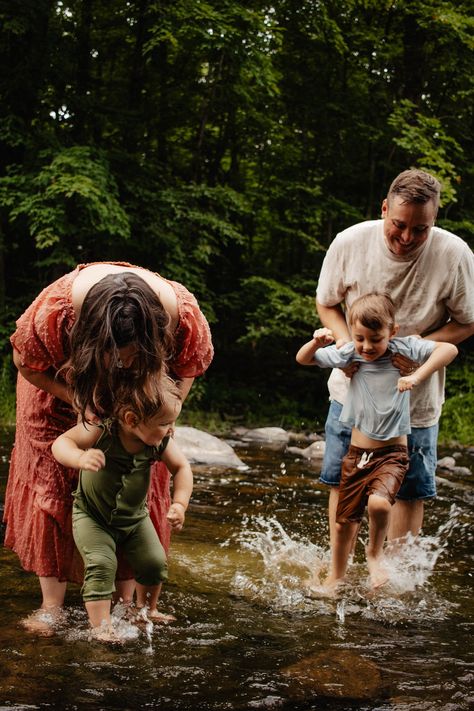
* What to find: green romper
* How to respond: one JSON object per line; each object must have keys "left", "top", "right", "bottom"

{"left": 72, "top": 424, "right": 169, "bottom": 602}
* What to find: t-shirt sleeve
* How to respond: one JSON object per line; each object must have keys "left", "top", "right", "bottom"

{"left": 390, "top": 336, "right": 436, "bottom": 363}
{"left": 316, "top": 234, "right": 348, "bottom": 306}
{"left": 170, "top": 283, "right": 214, "bottom": 379}
{"left": 314, "top": 342, "right": 355, "bottom": 368}
{"left": 446, "top": 244, "right": 474, "bottom": 324}
{"left": 10, "top": 279, "right": 75, "bottom": 372}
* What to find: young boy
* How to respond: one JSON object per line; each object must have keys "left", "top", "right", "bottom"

{"left": 296, "top": 293, "right": 457, "bottom": 591}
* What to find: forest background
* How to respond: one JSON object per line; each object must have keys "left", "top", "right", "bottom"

{"left": 0, "top": 0, "right": 473, "bottom": 443}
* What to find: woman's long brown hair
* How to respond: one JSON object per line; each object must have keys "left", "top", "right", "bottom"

{"left": 64, "top": 272, "right": 175, "bottom": 420}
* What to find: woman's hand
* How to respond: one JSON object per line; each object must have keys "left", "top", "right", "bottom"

{"left": 77, "top": 448, "right": 106, "bottom": 471}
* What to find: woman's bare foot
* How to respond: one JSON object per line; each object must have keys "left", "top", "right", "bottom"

{"left": 91, "top": 623, "right": 123, "bottom": 645}
{"left": 21, "top": 606, "right": 64, "bottom": 637}
{"left": 367, "top": 555, "right": 389, "bottom": 589}
{"left": 146, "top": 609, "right": 176, "bottom": 624}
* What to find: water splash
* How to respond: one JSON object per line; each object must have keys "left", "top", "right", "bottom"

{"left": 232, "top": 505, "right": 463, "bottom": 623}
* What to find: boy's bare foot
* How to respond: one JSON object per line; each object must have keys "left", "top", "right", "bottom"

{"left": 21, "top": 606, "right": 64, "bottom": 637}
{"left": 367, "top": 556, "right": 389, "bottom": 589}
{"left": 91, "top": 624, "right": 123, "bottom": 645}
{"left": 305, "top": 576, "right": 343, "bottom": 599}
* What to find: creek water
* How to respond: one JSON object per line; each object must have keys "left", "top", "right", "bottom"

{"left": 0, "top": 427, "right": 473, "bottom": 711}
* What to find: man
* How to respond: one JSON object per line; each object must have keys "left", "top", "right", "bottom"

{"left": 316, "top": 168, "right": 474, "bottom": 544}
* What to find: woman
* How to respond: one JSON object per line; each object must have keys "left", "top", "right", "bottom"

{"left": 4, "top": 262, "right": 213, "bottom": 626}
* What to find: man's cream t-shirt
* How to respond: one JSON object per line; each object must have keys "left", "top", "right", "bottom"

{"left": 316, "top": 220, "right": 474, "bottom": 427}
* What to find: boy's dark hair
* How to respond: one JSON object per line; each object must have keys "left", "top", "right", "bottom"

{"left": 349, "top": 292, "right": 396, "bottom": 332}
{"left": 65, "top": 272, "right": 174, "bottom": 420}
{"left": 387, "top": 168, "right": 441, "bottom": 212}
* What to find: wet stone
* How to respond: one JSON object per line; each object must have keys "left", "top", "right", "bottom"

{"left": 281, "top": 649, "right": 385, "bottom": 701}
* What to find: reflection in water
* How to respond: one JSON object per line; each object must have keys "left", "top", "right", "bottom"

{"left": 0, "top": 429, "right": 473, "bottom": 710}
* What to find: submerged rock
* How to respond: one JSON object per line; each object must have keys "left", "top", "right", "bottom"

{"left": 281, "top": 648, "right": 385, "bottom": 701}
{"left": 240, "top": 427, "right": 290, "bottom": 444}
{"left": 287, "top": 440, "right": 326, "bottom": 460}
{"left": 174, "top": 426, "right": 248, "bottom": 470}
{"left": 437, "top": 456, "right": 456, "bottom": 470}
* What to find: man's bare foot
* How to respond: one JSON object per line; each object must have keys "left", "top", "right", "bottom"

{"left": 21, "top": 607, "right": 64, "bottom": 637}
{"left": 91, "top": 623, "right": 123, "bottom": 645}
{"left": 367, "top": 556, "right": 389, "bottom": 589}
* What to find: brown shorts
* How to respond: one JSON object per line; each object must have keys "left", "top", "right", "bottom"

{"left": 336, "top": 444, "right": 409, "bottom": 524}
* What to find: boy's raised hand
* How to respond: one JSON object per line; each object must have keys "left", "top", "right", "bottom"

{"left": 312, "top": 327, "right": 335, "bottom": 347}
{"left": 397, "top": 374, "right": 419, "bottom": 392}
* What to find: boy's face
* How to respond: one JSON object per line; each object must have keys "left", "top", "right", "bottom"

{"left": 351, "top": 319, "right": 396, "bottom": 361}
{"left": 124, "top": 399, "right": 182, "bottom": 447}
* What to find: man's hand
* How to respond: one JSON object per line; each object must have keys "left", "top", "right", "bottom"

{"left": 392, "top": 352, "right": 420, "bottom": 376}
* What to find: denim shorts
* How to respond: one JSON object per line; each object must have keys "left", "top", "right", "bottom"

{"left": 319, "top": 400, "right": 438, "bottom": 500}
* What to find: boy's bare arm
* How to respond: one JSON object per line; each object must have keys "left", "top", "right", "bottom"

{"left": 398, "top": 342, "right": 458, "bottom": 392}
{"left": 296, "top": 328, "right": 335, "bottom": 365}
{"left": 161, "top": 439, "right": 193, "bottom": 531}
{"left": 52, "top": 423, "right": 104, "bottom": 470}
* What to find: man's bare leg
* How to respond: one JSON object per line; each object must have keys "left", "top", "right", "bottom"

{"left": 387, "top": 499, "right": 424, "bottom": 540}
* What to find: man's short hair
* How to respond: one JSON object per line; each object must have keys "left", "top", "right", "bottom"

{"left": 387, "top": 169, "right": 441, "bottom": 211}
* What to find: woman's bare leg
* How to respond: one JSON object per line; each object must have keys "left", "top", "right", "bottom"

{"left": 21, "top": 577, "right": 67, "bottom": 635}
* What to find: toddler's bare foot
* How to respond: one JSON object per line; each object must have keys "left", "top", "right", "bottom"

{"left": 21, "top": 606, "right": 63, "bottom": 637}
{"left": 91, "top": 624, "right": 123, "bottom": 645}
{"left": 367, "top": 556, "right": 389, "bottom": 589}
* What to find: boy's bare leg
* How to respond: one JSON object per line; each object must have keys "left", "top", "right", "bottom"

{"left": 366, "top": 494, "right": 392, "bottom": 588}
{"left": 322, "top": 519, "right": 359, "bottom": 590}
{"left": 21, "top": 577, "right": 67, "bottom": 636}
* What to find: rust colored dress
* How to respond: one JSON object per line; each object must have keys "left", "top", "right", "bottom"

{"left": 3, "top": 263, "right": 213, "bottom": 583}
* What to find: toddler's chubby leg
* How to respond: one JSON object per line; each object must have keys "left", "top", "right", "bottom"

{"left": 366, "top": 494, "right": 392, "bottom": 589}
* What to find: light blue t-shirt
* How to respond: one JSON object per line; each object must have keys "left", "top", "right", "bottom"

{"left": 314, "top": 336, "right": 436, "bottom": 440}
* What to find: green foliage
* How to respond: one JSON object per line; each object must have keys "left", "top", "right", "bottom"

{"left": 0, "top": 356, "right": 16, "bottom": 425}
{"left": 0, "top": 147, "right": 130, "bottom": 260}
{"left": 388, "top": 100, "right": 462, "bottom": 205}
{"left": 439, "top": 354, "right": 474, "bottom": 445}
{"left": 0, "top": 0, "right": 473, "bottom": 439}
{"left": 236, "top": 276, "right": 316, "bottom": 347}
